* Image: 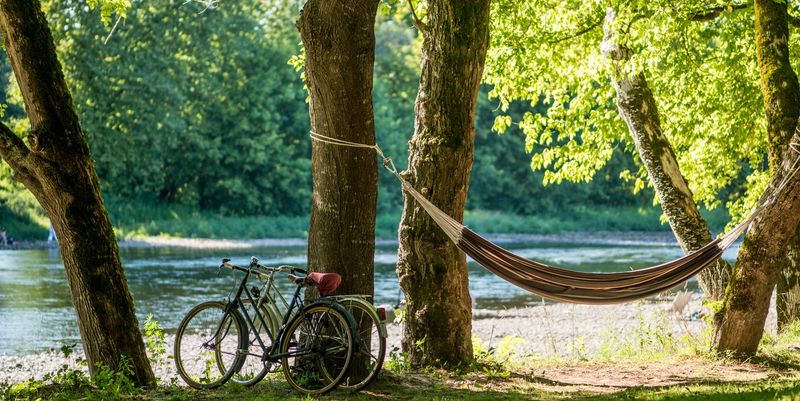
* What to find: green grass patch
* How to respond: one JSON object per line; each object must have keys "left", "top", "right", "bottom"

{"left": 3, "top": 368, "right": 798, "bottom": 401}
{"left": 106, "top": 199, "right": 310, "bottom": 240}
{"left": 107, "top": 200, "right": 687, "bottom": 241}
{"left": 4, "top": 322, "right": 800, "bottom": 400}
{"left": 0, "top": 187, "right": 48, "bottom": 241}
{"left": 108, "top": 204, "right": 735, "bottom": 240}
{"left": 464, "top": 207, "right": 664, "bottom": 234}
{"left": 0, "top": 195, "right": 734, "bottom": 241}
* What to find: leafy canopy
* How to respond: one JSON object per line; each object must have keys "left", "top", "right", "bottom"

{"left": 485, "top": 0, "right": 781, "bottom": 222}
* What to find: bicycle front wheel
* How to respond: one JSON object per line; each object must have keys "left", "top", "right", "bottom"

{"left": 280, "top": 304, "right": 354, "bottom": 395}
{"left": 174, "top": 301, "right": 246, "bottom": 389}
{"left": 337, "top": 298, "right": 386, "bottom": 390}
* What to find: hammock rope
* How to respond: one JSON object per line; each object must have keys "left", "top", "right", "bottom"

{"left": 309, "top": 131, "right": 800, "bottom": 304}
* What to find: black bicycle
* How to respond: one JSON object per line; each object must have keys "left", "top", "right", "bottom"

{"left": 174, "top": 257, "right": 356, "bottom": 395}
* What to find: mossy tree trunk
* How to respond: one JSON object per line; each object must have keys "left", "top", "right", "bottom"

{"left": 714, "top": 0, "right": 800, "bottom": 352}
{"left": 297, "top": 0, "right": 379, "bottom": 297}
{"left": 779, "top": 246, "right": 800, "bottom": 331}
{"left": 747, "top": 0, "right": 800, "bottom": 333}
{"left": 396, "top": 0, "right": 490, "bottom": 367}
{"left": 601, "top": 8, "right": 732, "bottom": 302}
{"left": 0, "top": 0, "right": 154, "bottom": 385}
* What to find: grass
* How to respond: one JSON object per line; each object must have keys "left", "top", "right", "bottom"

{"left": 5, "top": 318, "right": 800, "bottom": 401}
{"left": 4, "top": 365, "right": 799, "bottom": 401}
{"left": 109, "top": 201, "right": 735, "bottom": 241}
{"left": 0, "top": 188, "right": 48, "bottom": 241}
{"left": 1, "top": 193, "right": 733, "bottom": 242}
{"left": 106, "top": 203, "right": 704, "bottom": 242}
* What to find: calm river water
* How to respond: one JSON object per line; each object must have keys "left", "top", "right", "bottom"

{"left": 0, "top": 237, "right": 739, "bottom": 355}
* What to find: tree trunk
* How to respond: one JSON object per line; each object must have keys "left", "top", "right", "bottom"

{"left": 297, "top": 0, "right": 379, "bottom": 297}
{"left": 713, "top": 162, "right": 800, "bottom": 354}
{"left": 778, "top": 244, "right": 800, "bottom": 331}
{"left": 716, "top": 0, "right": 800, "bottom": 345}
{"left": 748, "top": 0, "right": 800, "bottom": 334}
{"left": 600, "top": 8, "right": 732, "bottom": 301}
{"left": 0, "top": 0, "right": 154, "bottom": 385}
{"left": 396, "top": 0, "right": 490, "bottom": 367}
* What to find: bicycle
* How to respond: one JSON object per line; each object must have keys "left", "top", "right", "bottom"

{"left": 223, "top": 261, "right": 388, "bottom": 391}
{"left": 174, "top": 258, "right": 356, "bottom": 395}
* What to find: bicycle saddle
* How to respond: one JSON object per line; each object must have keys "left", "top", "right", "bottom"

{"left": 308, "top": 272, "right": 341, "bottom": 296}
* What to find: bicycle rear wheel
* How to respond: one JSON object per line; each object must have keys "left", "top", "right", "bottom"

{"left": 280, "top": 303, "right": 354, "bottom": 395}
{"left": 174, "top": 301, "right": 246, "bottom": 389}
{"left": 337, "top": 298, "right": 386, "bottom": 390}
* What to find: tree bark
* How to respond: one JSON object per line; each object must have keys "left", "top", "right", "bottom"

{"left": 297, "top": 0, "right": 379, "bottom": 297}
{"left": 0, "top": 0, "right": 154, "bottom": 385}
{"left": 713, "top": 158, "right": 800, "bottom": 354}
{"left": 716, "top": 0, "right": 800, "bottom": 345}
{"left": 748, "top": 0, "right": 800, "bottom": 333}
{"left": 600, "top": 8, "right": 732, "bottom": 301}
{"left": 396, "top": 0, "right": 490, "bottom": 367}
{"left": 779, "top": 246, "right": 800, "bottom": 331}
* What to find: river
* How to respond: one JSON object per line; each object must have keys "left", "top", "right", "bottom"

{"left": 0, "top": 236, "right": 739, "bottom": 355}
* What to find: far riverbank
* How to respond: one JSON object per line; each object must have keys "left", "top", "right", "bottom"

{"left": 0, "top": 230, "right": 683, "bottom": 251}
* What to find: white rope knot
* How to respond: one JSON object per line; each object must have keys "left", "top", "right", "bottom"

{"left": 310, "top": 131, "right": 401, "bottom": 177}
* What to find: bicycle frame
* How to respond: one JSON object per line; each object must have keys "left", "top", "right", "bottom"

{"left": 249, "top": 268, "right": 291, "bottom": 336}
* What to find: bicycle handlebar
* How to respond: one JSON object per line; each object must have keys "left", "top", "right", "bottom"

{"left": 219, "top": 259, "right": 304, "bottom": 279}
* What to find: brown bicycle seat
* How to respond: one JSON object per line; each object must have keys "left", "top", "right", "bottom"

{"left": 308, "top": 272, "right": 341, "bottom": 296}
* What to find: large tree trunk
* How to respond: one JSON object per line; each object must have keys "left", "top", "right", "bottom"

{"left": 779, "top": 245, "right": 800, "bottom": 331}
{"left": 396, "top": 0, "right": 490, "bottom": 367}
{"left": 297, "top": 0, "right": 379, "bottom": 297}
{"left": 600, "top": 8, "right": 732, "bottom": 301}
{"left": 747, "top": 0, "right": 800, "bottom": 333}
{"left": 715, "top": 0, "right": 800, "bottom": 348}
{"left": 0, "top": 0, "right": 154, "bottom": 385}
{"left": 713, "top": 160, "right": 800, "bottom": 353}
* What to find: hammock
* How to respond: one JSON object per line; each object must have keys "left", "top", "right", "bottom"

{"left": 310, "top": 132, "right": 798, "bottom": 304}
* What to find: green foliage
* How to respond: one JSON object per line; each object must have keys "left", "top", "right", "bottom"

{"left": 0, "top": 0, "right": 688, "bottom": 240}
{"left": 0, "top": 173, "right": 48, "bottom": 241}
{"left": 486, "top": 0, "right": 774, "bottom": 224}
{"left": 0, "top": 357, "right": 138, "bottom": 401}
{"left": 50, "top": 0, "right": 311, "bottom": 216}
{"left": 107, "top": 198, "right": 309, "bottom": 239}
{"left": 144, "top": 314, "right": 168, "bottom": 368}
{"left": 471, "top": 335, "right": 528, "bottom": 377}
{"left": 85, "top": 0, "right": 130, "bottom": 25}
{"left": 91, "top": 358, "right": 137, "bottom": 398}
{"left": 60, "top": 343, "right": 78, "bottom": 359}
{"left": 758, "top": 320, "right": 800, "bottom": 368}
{"left": 595, "top": 306, "right": 706, "bottom": 362}
{"left": 384, "top": 345, "right": 412, "bottom": 372}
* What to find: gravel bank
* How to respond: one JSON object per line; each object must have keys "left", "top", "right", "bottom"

{"left": 1, "top": 294, "right": 776, "bottom": 385}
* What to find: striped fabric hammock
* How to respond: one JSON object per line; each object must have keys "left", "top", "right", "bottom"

{"left": 311, "top": 133, "right": 797, "bottom": 304}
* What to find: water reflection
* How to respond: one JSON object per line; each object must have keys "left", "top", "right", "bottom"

{"left": 0, "top": 240, "right": 739, "bottom": 355}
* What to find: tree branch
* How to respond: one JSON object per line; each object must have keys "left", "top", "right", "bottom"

{"left": 548, "top": 17, "right": 603, "bottom": 44}
{"left": 689, "top": 3, "right": 749, "bottom": 22}
{"left": 407, "top": 0, "right": 427, "bottom": 32}
{"left": 0, "top": 121, "right": 30, "bottom": 172}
